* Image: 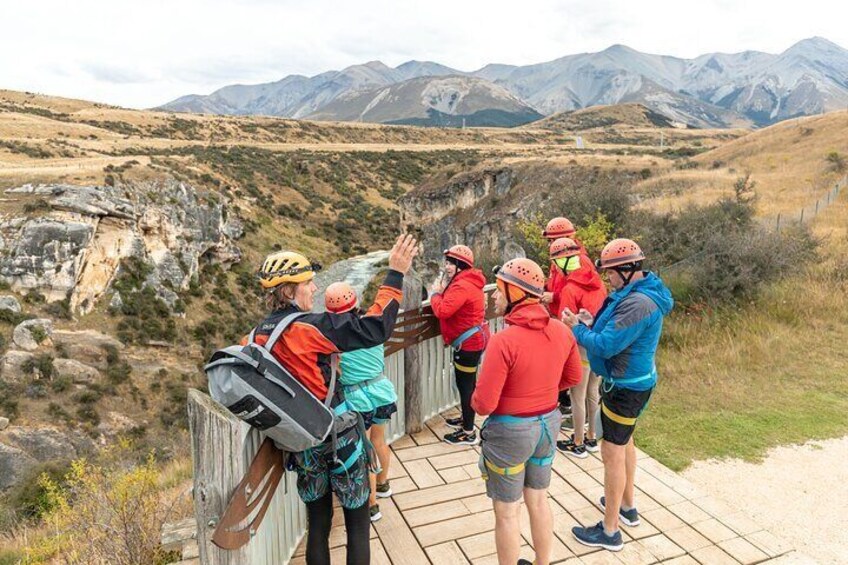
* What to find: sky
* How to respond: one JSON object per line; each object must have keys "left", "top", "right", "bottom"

{"left": 2, "top": 0, "right": 847, "bottom": 109}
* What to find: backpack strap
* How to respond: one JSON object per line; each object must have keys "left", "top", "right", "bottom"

{"left": 263, "top": 312, "right": 307, "bottom": 351}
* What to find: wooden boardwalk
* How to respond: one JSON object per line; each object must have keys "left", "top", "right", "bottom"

{"left": 292, "top": 410, "right": 810, "bottom": 564}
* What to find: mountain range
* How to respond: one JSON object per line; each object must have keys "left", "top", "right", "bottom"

{"left": 159, "top": 37, "right": 848, "bottom": 128}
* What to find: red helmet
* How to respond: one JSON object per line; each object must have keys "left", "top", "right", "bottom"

{"left": 444, "top": 245, "right": 474, "bottom": 267}
{"left": 324, "top": 282, "right": 357, "bottom": 313}
{"left": 495, "top": 258, "right": 546, "bottom": 298}
{"left": 549, "top": 237, "right": 581, "bottom": 260}
{"left": 543, "top": 217, "right": 576, "bottom": 240}
{"left": 597, "top": 238, "right": 645, "bottom": 269}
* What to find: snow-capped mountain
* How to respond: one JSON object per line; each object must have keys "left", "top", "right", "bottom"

{"left": 159, "top": 37, "right": 848, "bottom": 128}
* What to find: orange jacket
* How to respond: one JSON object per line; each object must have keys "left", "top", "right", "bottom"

{"left": 471, "top": 303, "right": 582, "bottom": 417}
{"left": 242, "top": 271, "right": 403, "bottom": 402}
{"left": 545, "top": 238, "right": 594, "bottom": 317}
{"left": 552, "top": 263, "right": 608, "bottom": 319}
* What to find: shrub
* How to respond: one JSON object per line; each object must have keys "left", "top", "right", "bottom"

{"left": 6, "top": 459, "right": 71, "bottom": 521}
{"left": 826, "top": 151, "right": 846, "bottom": 173}
{"left": 39, "top": 452, "right": 181, "bottom": 565}
{"left": 22, "top": 354, "right": 54, "bottom": 379}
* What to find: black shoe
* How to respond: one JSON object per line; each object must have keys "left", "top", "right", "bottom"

{"left": 518, "top": 560, "right": 533, "bottom": 565}
{"left": 444, "top": 429, "right": 479, "bottom": 446}
{"left": 369, "top": 504, "right": 382, "bottom": 522}
{"left": 585, "top": 438, "right": 600, "bottom": 453}
{"left": 559, "top": 404, "right": 572, "bottom": 417}
{"left": 557, "top": 436, "right": 588, "bottom": 459}
{"left": 445, "top": 416, "right": 463, "bottom": 429}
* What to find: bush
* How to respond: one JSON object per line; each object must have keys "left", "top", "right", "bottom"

{"left": 826, "top": 151, "right": 846, "bottom": 173}
{"left": 38, "top": 452, "right": 181, "bottom": 565}
{"left": 6, "top": 459, "right": 71, "bottom": 521}
{"left": 22, "top": 354, "right": 54, "bottom": 380}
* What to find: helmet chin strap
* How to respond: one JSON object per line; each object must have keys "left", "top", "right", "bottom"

{"left": 613, "top": 262, "right": 642, "bottom": 286}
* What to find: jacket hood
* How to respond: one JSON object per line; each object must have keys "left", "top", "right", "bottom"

{"left": 453, "top": 268, "right": 487, "bottom": 289}
{"left": 629, "top": 272, "right": 674, "bottom": 315}
{"left": 505, "top": 303, "right": 550, "bottom": 330}
{"left": 565, "top": 266, "right": 603, "bottom": 292}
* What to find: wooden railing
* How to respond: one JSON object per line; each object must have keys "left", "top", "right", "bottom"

{"left": 187, "top": 280, "right": 500, "bottom": 564}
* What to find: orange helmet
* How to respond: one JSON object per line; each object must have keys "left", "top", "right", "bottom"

{"left": 597, "top": 238, "right": 645, "bottom": 270}
{"left": 444, "top": 245, "right": 474, "bottom": 268}
{"left": 494, "top": 258, "right": 546, "bottom": 299}
{"left": 324, "top": 282, "right": 357, "bottom": 314}
{"left": 549, "top": 237, "right": 581, "bottom": 260}
{"left": 543, "top": 217, "right": 576, "bottom": 240}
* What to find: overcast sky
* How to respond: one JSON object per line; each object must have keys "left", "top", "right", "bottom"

{"left": 3, "top": 0, "right": 847, "bottom": 109}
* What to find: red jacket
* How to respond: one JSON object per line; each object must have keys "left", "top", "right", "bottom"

{"left": 552, "top": 264, "right": 608, "bottom": 320}
{"left": 545, "top": 239, "right": 594, "bottom": 317}
{"left": 471, "top": 303, "right": 583, "bottom": 417}
{"left": 430, "top": 268, "right": 487, "bottom": 351}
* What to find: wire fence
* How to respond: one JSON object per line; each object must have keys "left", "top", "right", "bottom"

{"left": 657, "top": 174, "right": 847, "bottom": 277}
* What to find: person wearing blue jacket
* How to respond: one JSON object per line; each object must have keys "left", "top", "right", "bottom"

{"left": 561, "top": 238, "right": 674, "bottom": 552}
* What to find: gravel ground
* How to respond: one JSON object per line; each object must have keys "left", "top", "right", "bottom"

{"left": 682, "top": 436, "right": 848, "bottom": 564}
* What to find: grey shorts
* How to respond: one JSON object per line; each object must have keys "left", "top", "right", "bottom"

{"left": 479, "top": 409, "right": 561, "bottom": 503}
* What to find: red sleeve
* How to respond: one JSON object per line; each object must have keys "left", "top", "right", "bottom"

{"left": 430, "top": 283, "right": 467, "bottom": 319}
{"left": 471, "top": 333, "right": 510, "bottom": 415}
{"left": 555, "top": 285, "right": 579, "bottom": 320}
{"left": 559, "top": 336, "right": 583, "bottom": 390}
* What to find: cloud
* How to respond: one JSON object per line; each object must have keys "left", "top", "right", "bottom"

{"left": 0, "top": 0, "right": 846, "bottom": 108}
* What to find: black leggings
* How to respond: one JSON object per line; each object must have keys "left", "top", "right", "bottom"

{"left": 305, "top": 493, "right": 370, "bottom": 564}
{"left": 453, "top": 349, "right": 482, "bottom": 431}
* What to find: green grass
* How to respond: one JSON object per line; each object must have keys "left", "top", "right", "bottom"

{"left": 636, "top": 258, "right": 848, "bottom": 470}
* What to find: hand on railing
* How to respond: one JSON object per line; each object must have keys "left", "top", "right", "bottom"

{"left": 388, "top": 234, "right": 419, "bottom": 274}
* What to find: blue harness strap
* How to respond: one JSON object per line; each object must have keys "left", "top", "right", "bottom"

{"left": 485, "top": 413, "right": 556, "bottom": 467}
{"left": 451, "top": 325, "right": 482, "bottom": 349}
{"left": 331, "top": 439, "right": 364, "bottom": 475}
{"left": 602, "top": 367, "right": 657, "bottom": 393}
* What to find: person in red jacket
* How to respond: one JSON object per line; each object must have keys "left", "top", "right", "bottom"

{"left": 472, "top": 258, "right": 582, "bottom": 565}
{"left": 549, "top": 238, "right": 608, "bottom": 459}
{"left": 430, "top": 244, "right": 488, "bottom": 445}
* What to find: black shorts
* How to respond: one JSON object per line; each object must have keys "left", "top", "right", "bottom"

{"left": 600, "top": 386, "right": 653, "bottom": 446}
{"left": 360, "top": 402, "right": 398, "bottom": 430}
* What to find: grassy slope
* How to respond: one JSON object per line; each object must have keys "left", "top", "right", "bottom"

{"left": 637, "top": 113, "right": 848, "bottom": 470}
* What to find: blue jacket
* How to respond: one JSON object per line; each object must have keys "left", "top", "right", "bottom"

{"left": 573, "top": 272, "right": 673, "bottom": 391}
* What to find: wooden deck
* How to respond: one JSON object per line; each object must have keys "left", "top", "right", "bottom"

{"left": 291, "top": 410, "right": 810, "bottom": 564}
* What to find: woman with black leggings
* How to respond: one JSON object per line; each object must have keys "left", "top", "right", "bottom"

{"left": 430, "top": 245, "right": 488, "bottom": 446}
{"left": 250, "top": 234, "right": 417, "bottom": 564}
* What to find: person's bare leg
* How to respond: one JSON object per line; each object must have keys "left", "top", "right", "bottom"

{"left": 586, "top": 373, "right": 600, "bottom": 441}
{"left": 623, "top": 436, "right": 636, "bottom": 509}
{"left": 602, "top": 440, "right": 626, "bottom": 533}
{"left": 371, "top": 423, "right": 390, "bottom": 485}
{"left": 523, "top": 487, "right": 553, "bottom": 565}
{"left": 493, "top": 500, "right": 522, "bottom": 565}
{"left": 570, "top": 365, "right": 590, "bottom": 444}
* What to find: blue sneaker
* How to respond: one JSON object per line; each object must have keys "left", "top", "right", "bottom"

{"left": 600, "top": 496, "right": 640, "bottom": 526}
{"left": 572, "top": 521, "right": 623, "bottom": 551}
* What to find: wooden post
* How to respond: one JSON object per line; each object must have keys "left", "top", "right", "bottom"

{"left": 401, "top": 268, "right": 424, "bottom": 434}
{"left": 188, "top": 389, "right": 252, "bottom": 565}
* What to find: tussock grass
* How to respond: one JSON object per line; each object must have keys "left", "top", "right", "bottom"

{"left": 639, "top": 193, "right": 848, "bottom": 470}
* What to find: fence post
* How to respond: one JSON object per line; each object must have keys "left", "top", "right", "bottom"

{"left": 401, "top": 268, "right": 425, "bottom": 433}
{"left": 776, "top": 213, "right": 781, "bottom": 231}
{"left": 815, "top": 200, "right": 819, "bottom": 216}
{"left": 800, "top": 208, "right": 804, "bottom": 223}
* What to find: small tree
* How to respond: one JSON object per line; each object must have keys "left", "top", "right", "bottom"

{"left": 826, "top": 151, "right": 846, "bottom": 173}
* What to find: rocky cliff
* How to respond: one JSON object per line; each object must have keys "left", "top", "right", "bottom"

{"left": 400, "top": 161, "right": 641, "bottom": 269}
{"left": 0, "top": 180, "right": 242, "bottom": 313}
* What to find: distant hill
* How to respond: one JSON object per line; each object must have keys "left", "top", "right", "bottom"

{"left": 159, "top": 37, "right": 848, "bottom": 129}
{"left": 307, "top": 75, "right": 543, "bottom": 127}
{"left": 532, "top": 103, "right": 678, "bottom": 131}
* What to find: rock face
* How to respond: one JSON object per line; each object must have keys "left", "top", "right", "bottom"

{"left": 0, "top": 180, "right": 242, "bottom": 313}
{"left": 0, "top": 295, "right": 21, "bottom": 313}
{"left": 12, "top": 318, "right": 53, "bottom": 351}
{"left": 0, "top": 350, "right": 34, "bottom": 385}
{"left": 51, "top": 330, "right": 123, "bottom": 370}
{"left": 53, "top": 358, "right": 101, "bottom": 384}
{"left": 0, "top": 426, "right": 94, "bottom": 489}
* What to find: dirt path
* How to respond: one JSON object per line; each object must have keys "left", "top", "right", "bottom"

{"left": 682, "top": 436, "right": 848, "bottom": 564}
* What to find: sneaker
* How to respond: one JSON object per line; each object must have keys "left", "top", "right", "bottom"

{"left": 375, "top": 481, "right": 392, "bottom": 498}
{"left": 517, "top": 560, "right": 533, "bottom": 565}
{"left": 444, "top": 429, "right": 479, "bottom": 446}
{"left": 445, "top": 416, "right": 463, "bottom": 429}
{"left": 556, "top": 437, "right": 588, "bottom": 459}
{"left": 600, "top": 496, "right": 640, "bottom": 526}
{"left": 369, "top": 504, "right": 382, "bottom": 522}
{"left": 560, "top": 415, "right": 574, "bottom": 430}
{"left": 559, "top": 403, "right": 572, "bottom": 417}
{"left": 584, "top": 438, "right": 600, "bottom": 453}
{"left": 572, "top": 521, "right": 623, "bottom": 551}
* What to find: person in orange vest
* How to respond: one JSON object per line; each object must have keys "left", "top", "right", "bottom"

{"left": 472, "top": 258, "right": 583, "bottom": 565}
{"left": 430, "top": 245, "right": 489, "bottom": 445}
{"left": 548, "top": 238, "right": 607, "bottom": 459}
